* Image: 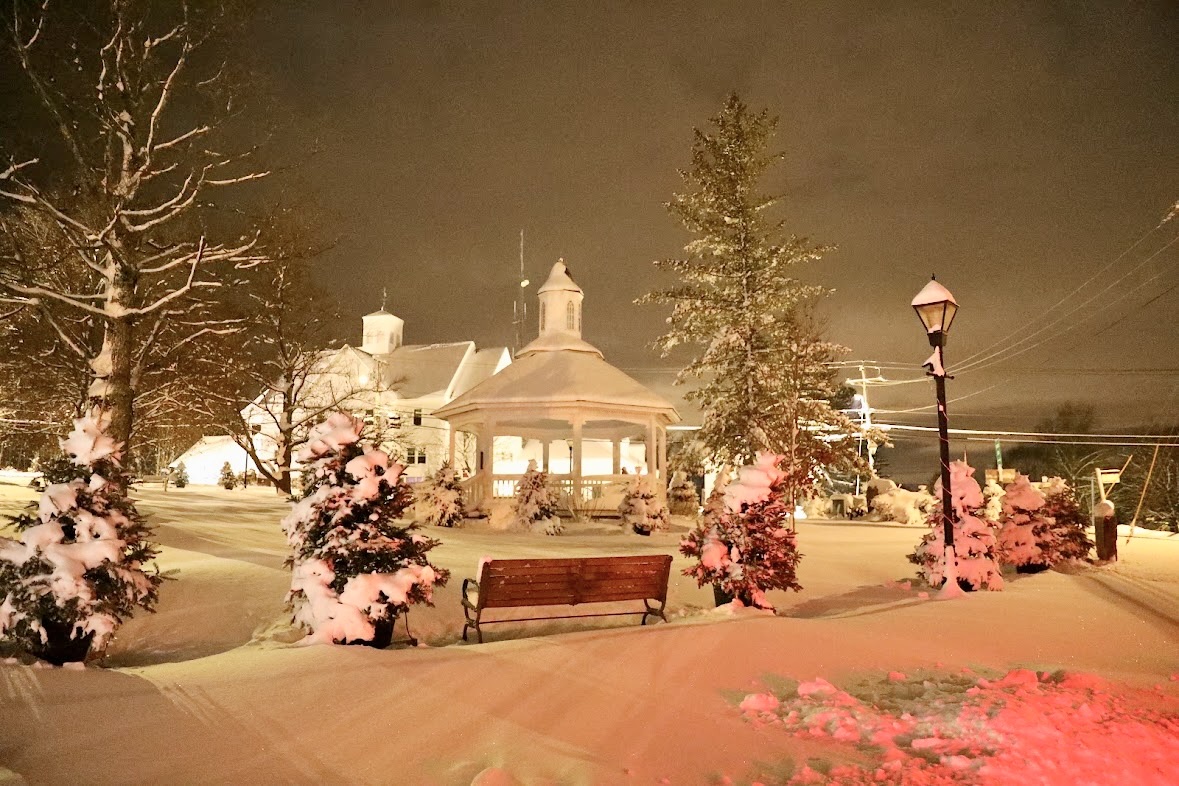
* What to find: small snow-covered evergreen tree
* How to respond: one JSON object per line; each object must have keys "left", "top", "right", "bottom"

{"left": 639, "top": 94, "right": 865, "bottom": 513}
{"left": 618, "top": 475, "right": 670, "bottom": 535}
{"left": 996, "top": 474, "right": 1051, "bottom": 568}
{"left": 0, "top": 411, "right": 162, "bottom": 662}
{"left": 419, "top": 462, "right": 466, "bottom": 528}
{"left": 1039, "top": 477, "right": 1094, "bottom": 563}
{"left": 909, "top": 460, "right": 1003, "bottom": 591}
{"left": 680, "top": 454, "right": 802, "bottom": 609}
{"left": 219, "top": 462, "right": 237, "bottom": 490}
{"left": 667, "top": 471, "right": 700, "bottom": 516}
{"left": 173, "top": 462, "right": 189, "bottom": 488}
{"left": 510, "top": 461, "right": 562, "bottom": 535}
{"left": 982, "top": 479, "right": 1005, "bottom": 523}
{"left": 282, "top": 413, "right": 448, "bottom": 646}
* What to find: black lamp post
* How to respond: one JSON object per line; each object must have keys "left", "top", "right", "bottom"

{"left": 911, "top": 276, "right": 959, "bottom": 584}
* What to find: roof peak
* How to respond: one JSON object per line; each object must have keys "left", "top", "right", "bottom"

{"left": 537, "top": 260, "right": 582, "bottom": 294}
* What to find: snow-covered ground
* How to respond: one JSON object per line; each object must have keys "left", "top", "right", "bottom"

{"left": 2, "top": 482, "right": 1177, "bottom": 785}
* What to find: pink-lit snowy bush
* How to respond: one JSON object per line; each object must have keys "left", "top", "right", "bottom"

{"left": 282, "top": 413, "right": 448, "bottom": 647}
{"left": 0, "top": 411, "right": 162, "bottom": 664}
{"left": 908, "top": 460, "right": 1003, "bottom": 591}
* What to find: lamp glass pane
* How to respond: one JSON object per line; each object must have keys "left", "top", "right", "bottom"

{"left": 914, "top": 302, "right": 944, "bottom": 333}
{"left": 942, "top": 301, "right": 959, "bottom": 333}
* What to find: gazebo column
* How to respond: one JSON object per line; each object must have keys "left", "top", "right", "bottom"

{"left": 542, "top": 439, "right": 551, "bottom": 472}
{"left": 447, "top": 425, "right": 457, "bottom": 467}
{"left": 645, "top": 418, "right": 657, "bottom": 477}
{"left": 611, "top": 438, "right": 621, "bottom": 475}
{"left": 571, "top": 417, "right": 584, "bottom": 504}
{"left": 657, "top": 426, "right": 669, "bottom": 502}
{"left": 477, "top": 421, "right": 494, "bottom": 504}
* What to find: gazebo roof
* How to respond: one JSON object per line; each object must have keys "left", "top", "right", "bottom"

{"left": 433, "top": 348, "right": 680, "bottom": 425}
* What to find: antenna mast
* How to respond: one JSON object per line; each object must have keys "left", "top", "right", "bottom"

{"left": 512, "top": 230, "right": 529, "bottom": 353}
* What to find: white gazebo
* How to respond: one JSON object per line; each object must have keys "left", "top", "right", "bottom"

{"left": 433, "top": 261, "right": 680, "bottom": 513}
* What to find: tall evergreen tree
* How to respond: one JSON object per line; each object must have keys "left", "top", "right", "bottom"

{"left": 640, "top": 94, "right": 862, "bottom": 510}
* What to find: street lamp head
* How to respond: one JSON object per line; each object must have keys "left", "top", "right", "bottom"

{"left": 911, "top": 276, "right": 958, "bottom": 345}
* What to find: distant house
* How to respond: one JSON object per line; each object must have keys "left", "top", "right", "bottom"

{"left": 172, "top": 308, "right": 511, "bottom": 485}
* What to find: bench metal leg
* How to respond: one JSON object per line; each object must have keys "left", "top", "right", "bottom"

{"left": 642, "top": 599, "right": 668, "bottom": 625}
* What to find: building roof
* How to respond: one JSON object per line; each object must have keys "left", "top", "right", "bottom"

{"left": 373, "top": 342, "right": 475, "bottom": 399}
{"left": 450, "top": 347, "right": 511, "bottom": 399}
{"left": 433, "top": 348, "right": 680, "bottom": 423}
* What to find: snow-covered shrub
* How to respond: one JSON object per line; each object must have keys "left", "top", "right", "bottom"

{"left": 908, "top": 460, "right": 1003, "bottom": 592}
{"left": 618, "top": 475, "right": 671, "bottom": 535}
{"left": 982, "top": 480, "right": 1005, "bottom": 523}
{"left": 510, "top": 461, "right": 562, "bottom": 535}
{"left": 868, "top": 481, "right": 935, "bottom": 525}
{"left": 680, "top": 454, "right": 802, "bottom": 610}
{"left": 173, "top": 462, "right": 189, "bottom": 488}
{"left": 418, "top": 462, "right": 466, "bottom": 528}
{"left": 996, "top": 474, "right": 1050, "bottom": 569}
{"left": 0, "top": 411, "right": 162, "bottom": 662}
{"left": 1038, "top": 477, "right": 1094, "bottom": 563}
{"left": 219, "top": 461, "right": 237, "bottom": 490}
{"left": 282, "top": 413, "right": 448, "bottom": 646}
{"left": 667, "top": 471, "right": 700, "bottom": 516}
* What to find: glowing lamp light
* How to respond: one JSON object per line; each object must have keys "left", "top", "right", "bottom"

{"left": 520, "top": 279, "right": 530, "bottom": 288}
{"left": 911, "top": 276, "right": 958, "bottom": 341}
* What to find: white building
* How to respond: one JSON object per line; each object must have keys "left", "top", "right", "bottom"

{"left": 172, "top": 309, "right": 511, "bottom": 486}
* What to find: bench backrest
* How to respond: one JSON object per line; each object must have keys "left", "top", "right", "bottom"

{"left": 477, "top": 555, "right": 673, "bottom": 610}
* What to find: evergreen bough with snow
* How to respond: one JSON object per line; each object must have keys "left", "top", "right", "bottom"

{"left": 219, "top": 461, "right": 237, "bottom": 490}
{"left": 909, "top": 460, "right": 1003, "bottom": 592}
{"left": 510, "top": 461, "right": 562, "bottom": 535}
{"left": 282, "top": 413, "right": 448, "bottom": 646}
{"left": 680, "top": 454, "right": 802, "bottom": 610}
{"left": 419, "top": 462, "right": 466, "bottom": 528}
{"left": 173, "top": 461, "right": 189, "bottom": 488}
{"left": 0, "top": 411, "right": 162, "bottom": 663}
{"left": 618, "top": 475, "right": 670, "bottom": 535}
{"left": 667, "top": 471, "right": 700, "bottom": 516}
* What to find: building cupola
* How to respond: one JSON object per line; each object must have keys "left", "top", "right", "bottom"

{"left": 361, "top": 305, "right": 404, "bottom": 355}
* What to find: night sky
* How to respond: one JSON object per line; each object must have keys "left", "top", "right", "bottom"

{"left": 248, "top": 1, "right": 1177, "bottom": 476}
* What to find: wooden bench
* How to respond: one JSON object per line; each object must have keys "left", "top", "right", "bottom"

{"left": 461, "top": 555, "right": 673, "bottom": 643}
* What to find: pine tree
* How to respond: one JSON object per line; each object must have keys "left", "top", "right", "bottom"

{"left": 510, "top": 461, "right": 562, "bottom": 535}
{"left": 680, "top": 453, "right": 802, "bottom": 609}
{"left": 639, "top": 93, "right": 863, "bottom": 512}
{"left": 282, "top": 413, "right": 448, "bottom": 646}
{"left": 219, "top": 462, "right": 237, "bottom": 490}
{"left": 173, "top": 462, "right": 189, "bottom": 489}
{"left": 618, "top": 475, "right": 671, "bottom": 535}
{"left": 419, "top": 462, "right": 466, "bottom": 528}
{"left": 1038, "top": 477, "right": 1094, "bottom": 563}
{"left": 668, "top": 470, "right": 701, "bottom": 516}
{"left": 909, "top": 460, "right": 1003, "bottom": 592}
{"left": 996, "top": 474, "right": 1051, "bottom": 569}
{"left": 0, "top": 411, "right": 162, "bottom": 663}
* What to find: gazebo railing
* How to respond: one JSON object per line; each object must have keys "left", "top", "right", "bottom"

{"left": 459, "top": 472, "right": 651, "bottom": 518}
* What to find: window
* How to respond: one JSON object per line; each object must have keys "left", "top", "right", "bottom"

{"left": 566, "top": 301, "right": 575, "bottom": 330}
{"left": 539, "top": 301, "right": 546, "bottom": 332}
{"left": 576, "top": 303, "right": 581, "bottom": 332}
{"left": 407, "top": 446, "right": 427, "bottom": 464}
{"left": 413, "top": 408, "right": 423, "bottom": 426}
{"left": 389, "top": 412, "right": 402, "bottom": 429}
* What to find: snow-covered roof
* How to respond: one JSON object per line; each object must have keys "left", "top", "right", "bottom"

{"left": 537, "top": 261, "right": 582, "bottom": 295}
{"left": 516, "top": 331, "right": 603, "bottom": 358}
{"left": 911, "top": 278, "right": 957, "bottom": 307}
{"left": 372, "top": 342, "right": 476, "bottom": 399}
{"left": 433, "top": 348, "right": 680, "bottom": 423}
{"left": 449, "top": 347, "right": 511, "bottom": 399}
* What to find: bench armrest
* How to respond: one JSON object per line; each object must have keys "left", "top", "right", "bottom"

{"left": 461, "top": 578, "right": 480, "bottom": 610}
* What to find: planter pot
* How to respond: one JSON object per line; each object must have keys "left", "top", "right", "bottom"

{"left": 345, "top": 617, "right": 394, "bottom": 649}
{"left": 33, "top": 619, "right": 94, "bottom": 666}
{"left": 1016, "top": 563, "right": 1050, "bottom": 575}
{"left": 713, "top": 585, "right": 734, "bottom": 606}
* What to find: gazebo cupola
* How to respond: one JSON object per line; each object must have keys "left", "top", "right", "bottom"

{"left": 538, "top": 260, "right": 583, "bottom": 339}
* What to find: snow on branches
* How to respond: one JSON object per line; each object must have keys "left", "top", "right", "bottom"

{"left": 667, "top": 471, "right": 701, "bottom": 516}
{"left": 909, "top": 460, "right": 1003, "bottom": 592}
{"left": 618, "top": 475, "right": 670, "bottom": 535}
{"left": 996, "top": 474, "right": 1050, "bottom": 569}
{"left": 0, "top": 411, "right": 162, "bottom": 663}
{"left": 419, "top": 462, "right": 467, "bottom": 528}
{"left": 510, "top": 461, "right": 562, "bottom": 535}
{"left": 681, "top": 454, "right": 802, "bottom": 610}
{"left": 281, "top": 413, "right": 447, "bottom": 646}
{"left": 1037, "top": 477, "right": 1094, "bottom": 565}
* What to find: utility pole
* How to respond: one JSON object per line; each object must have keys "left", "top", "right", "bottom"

{"left": 845, "top": 364, "right": 883, "bottom": 493}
